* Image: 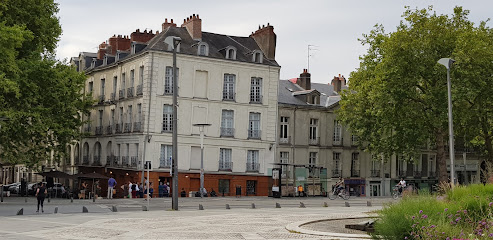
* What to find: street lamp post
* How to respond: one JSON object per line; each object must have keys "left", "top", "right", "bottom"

{"left": 193, "top": 123, "right": 211, "bottom": 198}
{"left": 438, "top": 57, "right": 456, "bottom": 187}
{"left": 172, "top": 37, "right": 181, "bottom": 210}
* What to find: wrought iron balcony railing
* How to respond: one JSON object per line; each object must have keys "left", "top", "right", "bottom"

{"left": 130, "top": 156, "right": 138, "bottom": 169}
{"left": 332, "top": 170, "right": 342, "bottom": 178}
{"left": 124, "top": 123, "right": 132, "bottom": 133}
{"left": 106, "top": 125, "right": 113, "bottom": 135}
{"left": 133, "top": 122, "right": 142, "bottom": 132}
{"left": 93, "top": 156, "right": 101, "bottom": 166}
{"left": 246, "top": 162, "right": 260, "bottom": 172}
{"left": 371, "top": 170, "right": 381, "bottom": 177}
{"left": 279, "top": 136, "right": 290, "bottom": 144}
{"left": 219, "top": 161, "right": 233, "bottom": 171}
{"left": 122, "top": 156, "right": 129, "bottom": 166}
{"left": 119, "top": 89, "right": 125, "bottom": 99}
{"left": 110, "top": 93, "right": 116, "bottom": 102}
{"left": 115, "top": 123, "right": 122, "bottom": 133}
{"left": 95, "top": 126, "right": 103, "bottom": 135}
{"left": 248, "top": 129, "right": 261, "bottom": 139}
{"left": 98, "top": 95, "right": 105, "bottom": 104}
{"left": 127, "top": 87, "right": 134, "bottom": 98}
{"left": 136, "top": 84, "right": 143, "bottom": 96}
{"left": 220, "top": 127, "right": 234, "bottom": 137}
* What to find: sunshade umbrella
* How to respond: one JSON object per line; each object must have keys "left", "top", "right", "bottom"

{"left": 75, "top": 172, "right": 109, "bottom": 199}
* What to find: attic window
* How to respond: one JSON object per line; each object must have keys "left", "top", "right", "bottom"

{"left": 226, "top": 46, "right": 236, "bottom": 60}
{"left": 252, "top": 50, "right": 263, "bottom": 63}
{"left": 91, "top": 59, "right": 96, "bottom": 68}
{"left": 164, "top": 36, "right": 181, "bottom": 52}
{"left": 308, "top": 95, "right": 319, "bottom": 105}
{"left": 198, "top": 42, "right": 209, "bottom": 56}
{"left": 131, "top": 43, "right": 136, "bottom": 54}
{"left": 103, "top": 56, "right": 108, "bottom": 66}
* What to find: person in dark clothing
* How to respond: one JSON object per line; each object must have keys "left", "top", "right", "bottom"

{"left": 36, "top": 183, "right": 47, "bottom": 213}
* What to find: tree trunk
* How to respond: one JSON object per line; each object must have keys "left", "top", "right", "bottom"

{"left": 484, "top": 133, "right": 493, "bottom": 164}
{"left": 436, "top": 130, "right": 448, "bottom": 183}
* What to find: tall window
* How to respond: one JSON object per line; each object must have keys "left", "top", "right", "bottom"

{"left": 137, "top": 104, "right": 142, "bottom": 123}
{"left": 130, "top": 70, "right": 135, "bottom": 87}
{"left": 351, "top": 152, "right": 359, "bottom": 176}
{"left": 219, "top": 148, "right": 232, "bottom": 170}
{"left": 160, "top": 144, "right": 172, "bottom": 167}
{"left": 111, "top": 109, "right": 115, "bottom": 126}
{"left": 139, "top": 66, "right": 144, "bottom": 85}
{"left": 199, "top": 44, "right": 207, "bottom": 56}
{"left": 119, "top": 107, "right": 124, "bottom": 124}
{"left": 253, "top": 52, "right": 262, "bottom": 63}
{"left": 247, "top": 150, "right": 259, "bottom": 171}
{"left": 309, "top": 119, "right": 318, "bottom": 140}
{"left": 280, "top": 152, "right": 289, "bottom": 175}
{"left": 333, "top": 120, "right": 342, "bottom": 143}
{"left": 223, "top": 74, "right": 236, "bottom": 100}
{"left": 250, "top": 77, "right": 262, "bottom": 103}
{"left": 128, "top": 105, "right": 133, "bottom": 124}
{"left": 309, "top": 152, "right": 317, "bottom": 167}
{"left": 248, "top": 112, "right": 261, "bottom": 139}
{"left": 221, "top": 110, "right": 234, "bottom": 137}
{"left": 164, "top": 67, "right": 178, "bottom": 94}
{"left": 98, "top": 110, "right": 103, "bottom": 126}
{"left": 113, "top": 76, "right": 117, "bottom": 95}
{"left": 333, "top": 152, "right": 341, "bottom": 173}
{"left": 280, "top": 117, "right": 289, "bottom": 143}
{"left": 100, "top": 79, "right": 105, "bottom": 96}
{"left": 88, "top": 82, "right": 93, "bottom": 93}
{"left": 226, "top": 48, "right": 236, "bottom": 59}
{"left": 121, "top": 73, "right": 126, "bottom": 90}
{"left": 162, "top": 105, "right": 173, "bottom": 132}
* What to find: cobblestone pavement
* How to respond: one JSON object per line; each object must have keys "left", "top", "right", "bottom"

{"left": 0, "top": 204, "right": 382, "bottom": 240}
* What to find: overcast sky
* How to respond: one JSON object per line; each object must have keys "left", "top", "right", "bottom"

{"left": 55, "top": 0, "right": 493, "bottom": 84}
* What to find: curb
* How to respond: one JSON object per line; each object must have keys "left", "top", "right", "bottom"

{"left": 285, "top": 216, "right": 372, "bottom": 239}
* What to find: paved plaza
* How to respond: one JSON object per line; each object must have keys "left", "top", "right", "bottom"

{"left": 0, "top": 196, "right": 390, "bottom": 239}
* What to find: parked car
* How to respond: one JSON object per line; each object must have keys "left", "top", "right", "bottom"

{"left": 2, "top": 183, "right": 18, "bottom": 191}
{"left": 8, "top": 182, "right": 21, "bottom": 194}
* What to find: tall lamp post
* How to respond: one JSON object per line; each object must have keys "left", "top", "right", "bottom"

{"left": 193, "top": 123, "right": 211, "bottom": 198}
{"left": 172, "top": 37, "right": 181, "bottom": 210}
{"left": 438, "top": 57, "right": 456, "bottom": 187}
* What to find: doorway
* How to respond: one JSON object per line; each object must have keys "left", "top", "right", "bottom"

{"left": 246, "top": 180, "right": 257, "bottom": 195}
{"left": 369, "top": 182, "right": 381, "bottom": 197}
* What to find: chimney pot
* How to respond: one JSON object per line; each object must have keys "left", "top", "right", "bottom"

{"left": 262, "top": 24, "right": 265, "bottom": 28}
{"left": 165, "top": 18, "right": 168, "bottom": 23}
{"left": 197, "top": 14, "right": 200, "bottom": 18}
{"left": 171, "top": 19, "right": 174, "bottom": 23}
{"left": 193, "top": 14, "right": 196, "bottom": 17}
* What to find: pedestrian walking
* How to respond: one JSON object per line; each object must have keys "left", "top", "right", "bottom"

{"left": 107, "top": 176, "right": 117, "bottom": 199}
{"left": 158, "top": 182, "right": 164, "bottom": 198}
{"left": 36, "top": 183, "right": 47, "bottom": 213}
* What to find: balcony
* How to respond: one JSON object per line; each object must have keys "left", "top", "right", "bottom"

{"left": 115, "top": 123, "right": 122, "bottom": 133}
{"left": 74, "top": 156, "right": 80, "bottom": 165}
{"left": 248, "top": 129, "right": 261, "bottom": 139}
{"left": 220, "top": 127, "right": 235, "bottom": 137}
{"left": 95, "top": 126, "right": 103, "bottom": 135}
{"left": 133, "top": 122, "right": 142, "bottom": 132}
{"left": 246, "top": 162, "right": 260, "bottom": 172}
{"left": 110, "top": 93, "right": 116, "bottom": 102}
{"left": 98, "top": 95, "right": 105, "bottom": 104}
{"left": 122, "top": 156, "right": 129, "bottom": 166}
{"left": 93, "top": 156, "right": 101, "bottom": 166}
{"left": 222, "top": 92, "right": 235, "bottom": 101}
{"left": 130, "top": 156, "right": 138, "bottom": 169}
{"left": 105, "top": 156, "right": 112, "bottom": 166}
{"left": 279, "top": 136, "right": 291, "bottom": 145}
{"left": 119, "top": 89, "right": 125, "bottom": 100}
{"left": 124, "top": 123, "right": 132, "bottom": 133}
{"left": 113, "top": 156, "right": 121, "bottom": 167}
{"left": 413, "top": 171, "right": 422, "bottom": 178}
{"left": 370, "top": 170, "right": 380, "bottom": 177}
{"left": 219, "top": 161, "right": 233, "bottom": 171}
{"left": 84, "top": 126, "right": 91, "bottom": 133}
{"left": 309, "top": 137, "right": 320, "bottom": 145}
{"left": 332, "top": 170, "right": 342, "bottom": 178}
{"left": 249, "top": 95, "right": 263, "bottom": 104}
{"left": 136, "top": 84, "right": 143, "bottom": 96}
{"left": 351, "top": 170, "right": 360, "bottom": 177}
{"left": 127, "top": 87, "right": 134, "bottom": 98}
{"left": 82, "top": 156, "right": 89, "bottom": 165}
{"left": 160, "top": 157, "right": 171, "bottom": 168}
{"left": 106, "top": 125, "right": 113, "bottom": 135}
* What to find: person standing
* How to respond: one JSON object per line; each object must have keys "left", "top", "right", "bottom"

{"left": 36, "top": 183, "right": 47, "bottom": 213}
{"left": 130, "top": 181, "right": 137, "bottom": 198}
{"left": 107, "top": 176, "right": 117, "bottom": 199}
{"left": 158, "top": 182, "right": 164, "bottom": 198}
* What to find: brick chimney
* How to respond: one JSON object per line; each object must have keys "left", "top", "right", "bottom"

{"left": 298, "top": 69, "right": 311, "bottom": 90}
{"left": 181, "top": 14, "right": 202, "bottom": 40}
{"left": 331, "top": 74, "right": 347, "bottom": 93}
{"left": 250, "top": 23, "right": 276, "bottom": 60}
{"left": 130, "top": 29, "right": 156, "bottom": 43}
{"left": 97, "top": 42, "right": 108, "bottom": 60}
{"left": 162, "top": 18, "right": 177, "bottom": 31}
{"left": 108, "top": 35, "right": 131, "bottom": 55}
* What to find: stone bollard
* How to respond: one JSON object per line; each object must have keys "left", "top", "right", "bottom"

{"left": 17, "top": 208, "right": 23, "bottom": 215}
{"left": 82, "top": 206, "right": 88, "bottom": 213}
{"left": 112, "top": 205, "right": 118, "bottom": 212}
{"left": 199, "top": 204, "right": 204, "bottom": 210}
{"left": 299, "top": 202, "right": 306, "bottom": 208}
{"left": 70, "top": 197, "right": 73, "bottom": 203}
{"left": 345, "top": 202, "right": 350, "bottom": 207}
{"left": 47, "top": 197, "right": 50, "bottom": 203}
{"left": 93, "top": 197, "right": 95, "bottom": 203}
{"left": 323, "top": 202, "right": 328, "bottom": 207}
{"left": 25, "top": 198, "right": 27, "bottom": 203}
{"left": 367, "top": 201, "right": 372, "bottom": 207}
{"left": 54, "top": 207, "right": 58, "bottom": 214}
{"left": 142, "top": 205, "right": 148, "bottom": 211}
{"left": 251, "top": 203, "right": 256, "bottom": 209}
{"left": 276, "top": 202, "right": 281, "bottom": 208}
{"left": 226, "top": 204, "right": 230, "bottom": 209}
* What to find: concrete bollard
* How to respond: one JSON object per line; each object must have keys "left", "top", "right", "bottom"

{"left": 25, "top": 198, "right": 27, "bottom": 203}
{"left": 367, "top": 201, "right": 372, "bottom": 207}
{"left": 299, "top": 202, "right": 306, "bottom": 208}
{"left": 82, "top": 206, "right": 88, "bottom": 213}
{"left": 142, "top": 205, "right": 148, "bottom": 211}
{"left": 93, "top": 197, "right": 95, "bottom": 203}
{"left": 54, "top": 207, "right": 58, "bottom": 214}
{"left": 276, "top": 202, "right": 281, "bottom": 208}
{"left": 112, "top": 205, "right": 118, "bottom": 212}
{"left": 323, "top": 202, "right": 328, "bottom": 207}
{"left": 47, "top": 197, "right": 50, "bottom": 203}
{"left": 17, "top": 208, "right": 23, "bottom": 215}
{"left": 345, "top": 202, "right": 350, "bottom": 207}
{"left": 70, "top": 197, "right": 73, "bottom": 203}
{"left": 226, "top": 204, "right": 230, "bottom": 209}
{"left": 251, "top": 203, "right": 256, "bottom": 209}
{"left": 199, "top": 204, "right": 204, "bottom": 210}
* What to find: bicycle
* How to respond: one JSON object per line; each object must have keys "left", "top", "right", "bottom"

{"left": 328, "top": 187, "right": 350, "bottom": 200}
{"left": 392, "top": 186, "right": 403, "bottom": 199}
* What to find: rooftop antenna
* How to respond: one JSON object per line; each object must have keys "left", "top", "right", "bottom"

{"left": 307, "top": 45, "right": 318, "bottom": 73}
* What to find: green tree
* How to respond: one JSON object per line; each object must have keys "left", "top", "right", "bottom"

{"left": 338, "top": 6, "right": 478, "bottom": 183}
{"left": 0, "top": 0, "right": 92, "bottom": 169}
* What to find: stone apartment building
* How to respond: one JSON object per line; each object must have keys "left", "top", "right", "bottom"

{"left": 68, "top": 14, "right": 280, "bottom": 196}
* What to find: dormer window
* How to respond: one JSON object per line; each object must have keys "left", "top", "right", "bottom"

{"left": 198, "top": 42, "right": 209, "bottom": 56}
{"left": 164, "top": 36, "right": 181, "bottom": 52}
{"left": 225, "top": 46, "right": 236, "bottom": 60}
{"left": 252, "top": 50, "right": 263, "bottom": 63}
{"left": 131, "top": 43, "right": 136, "bottom": 54}
{"left": 103, "top": 56, "right": 108, "bottom": 66}
{"left": 309, "top": 95, "right": 319, "bottom": 105}
{"left": 90, "top": 58, "right": 96, "bottom": 68}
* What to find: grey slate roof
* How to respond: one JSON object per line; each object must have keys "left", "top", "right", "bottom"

{"left": 278, "top": 80, "right": 341, "bottom": 108}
